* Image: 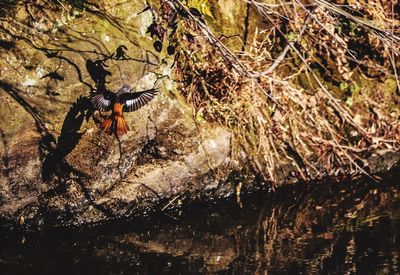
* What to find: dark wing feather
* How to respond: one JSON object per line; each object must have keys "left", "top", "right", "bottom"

{"left": 120, "top": 88, "right": 158, "bottom": 112}
{"left": 91, "top": 91, "right": 115, "bottom": 111}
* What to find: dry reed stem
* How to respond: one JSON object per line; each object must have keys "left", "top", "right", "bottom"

{"left": 169, "top": 0, "right": 400, "bottom": 185}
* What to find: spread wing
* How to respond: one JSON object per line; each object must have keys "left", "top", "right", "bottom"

{"left": 91, "top": 91, "right": 115, "bottom": 111}
{"left": 120, "top": 88, "right": 158, "bottom": 112}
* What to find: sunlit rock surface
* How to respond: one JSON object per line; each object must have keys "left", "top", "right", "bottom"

{"left": 0, "top": 0, "right": 241, "bottom": 229}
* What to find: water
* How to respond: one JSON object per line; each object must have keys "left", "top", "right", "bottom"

{"left": 1, "top": 174, "right": 399, "bottom": 274}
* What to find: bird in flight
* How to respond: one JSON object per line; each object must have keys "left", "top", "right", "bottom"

{"left": 91, "top": 84, "right": 158, "bottom": 136}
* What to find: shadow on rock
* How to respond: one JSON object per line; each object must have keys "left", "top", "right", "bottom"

{"left": 42, "top": 96, "right": 92, "bottom": 181}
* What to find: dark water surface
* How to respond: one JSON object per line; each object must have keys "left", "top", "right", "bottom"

{"left": 1, "top": 173, "right": 399, "bottom": 274}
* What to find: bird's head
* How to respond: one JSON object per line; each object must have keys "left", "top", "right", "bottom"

{"left": 118, "top": 84, "right": 131, "bottom": 93}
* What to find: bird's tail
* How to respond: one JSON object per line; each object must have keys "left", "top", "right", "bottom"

{"left": 115, "top": 115, "right": 129, "bottom": 136}
{"left": 101, "top": 115, "right": 129, "bottom": 136}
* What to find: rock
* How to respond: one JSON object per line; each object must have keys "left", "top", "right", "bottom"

{"left": 0, "top": 1, "right": 238, "bottom": 230}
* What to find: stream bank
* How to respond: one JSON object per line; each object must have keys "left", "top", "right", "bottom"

{"left": 1, "top": 166, "right": 399, "bottom": 274}
{"left": 1, "top": 0, "right": 399, "bottom": 231}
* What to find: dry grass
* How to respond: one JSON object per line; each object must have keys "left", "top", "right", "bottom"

{"left": 167, "top": 0, "right": 400, "bottom": 184}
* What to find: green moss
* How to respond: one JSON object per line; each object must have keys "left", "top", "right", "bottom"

{"left": 340, "top": 82, "right": 349, "bottom": 91}
{"left": 0, "top": 92, "right": 32, "bottom": 136}
{"left": 350, "top": 82, "right": 360, "bottom": 95}
{"left": 383, "top": 77, "right": 398, "bottom": 96}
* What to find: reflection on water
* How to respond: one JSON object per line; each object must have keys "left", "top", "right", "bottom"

{"left": 1, "top": 174, "right": 399, "bottom": 274}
